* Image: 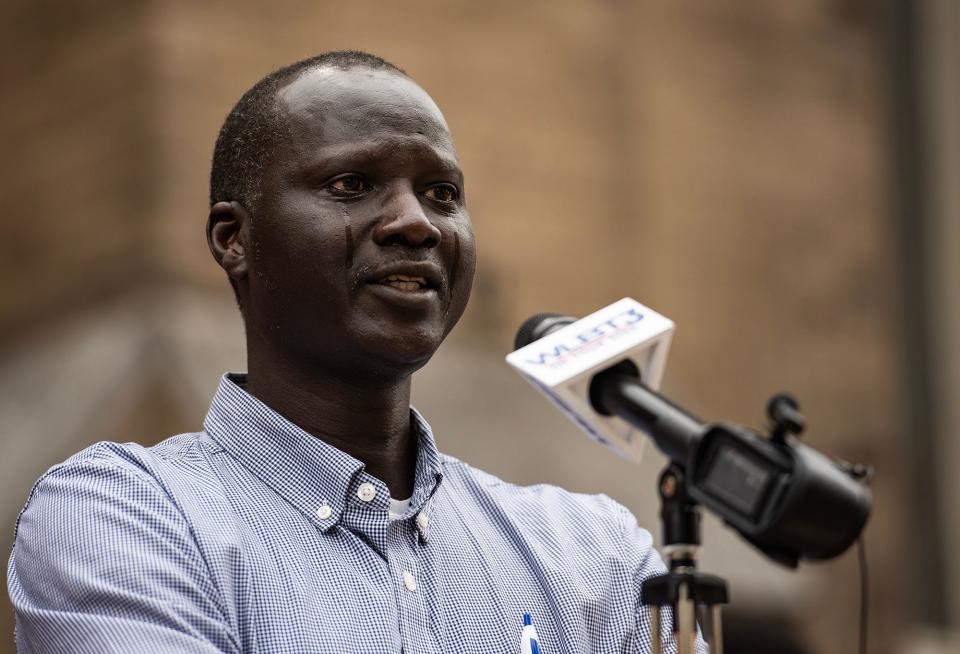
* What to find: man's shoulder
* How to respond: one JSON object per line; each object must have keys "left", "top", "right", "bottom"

{"left": 438, "top": 453, "right": 644, "bottom": 547}
{"left": 11, "top": 432, "right": 235, "bottom": 556}
{"left": 17, "top": 433, "right": 222, "bottom": 521}
{"left": 44, "top": 431, "right": 219, "bottom": 483}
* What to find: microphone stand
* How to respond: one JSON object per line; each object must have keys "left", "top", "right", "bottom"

{"left": 643, "top": 463, "right": 728, "bottom": 654}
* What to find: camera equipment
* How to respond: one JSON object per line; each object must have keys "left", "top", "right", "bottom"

{"left": 515, "top": 312, "right": 874, "bottom": 654}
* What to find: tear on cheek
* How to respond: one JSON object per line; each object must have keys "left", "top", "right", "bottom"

{"left": 446, "top": 231, "right": 461, "bottom": 315}
{"left": 340, "top": 205, "right": 354, "bottom": 269}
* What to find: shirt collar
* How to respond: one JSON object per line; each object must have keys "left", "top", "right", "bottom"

{"left": 203, "top": 373, "right": 444, "bottom": 532}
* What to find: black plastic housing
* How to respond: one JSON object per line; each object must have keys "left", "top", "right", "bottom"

{"left": 687, "top": 424, "right": 872, "bottom": 567}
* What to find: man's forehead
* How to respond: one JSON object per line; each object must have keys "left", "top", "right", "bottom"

{"left": 276, "top": 66, "right": 454, "bottom": 149}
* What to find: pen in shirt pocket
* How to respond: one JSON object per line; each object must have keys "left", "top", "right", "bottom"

{"left": 519, "top": 613, "right": 542, "bottom": 654}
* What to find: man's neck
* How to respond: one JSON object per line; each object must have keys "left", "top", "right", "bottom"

{"left": 244, "top": 353, "right": 418, "bottom": 500}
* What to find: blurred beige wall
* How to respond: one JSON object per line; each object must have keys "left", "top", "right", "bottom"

{"left": 0, "top": 1, "right": 949, "bottom": 652}
{"left": 918, "top": 0, "right": 960, "bottom": 643}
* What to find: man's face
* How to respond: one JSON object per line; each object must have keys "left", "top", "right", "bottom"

{"left": 244, "top": 66, "right": 476, "bottom": 380}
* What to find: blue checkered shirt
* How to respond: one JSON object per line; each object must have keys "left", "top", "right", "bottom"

{"left": 8, "top": 374, "right": 706, "bottom": 653}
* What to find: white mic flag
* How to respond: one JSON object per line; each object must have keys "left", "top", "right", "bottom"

{"left": 505, "top": 298, "right": 674, "bottom": 463}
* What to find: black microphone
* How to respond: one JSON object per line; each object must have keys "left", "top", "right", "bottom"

{"left": 514, "top": 311, "right": 702, "bottom": 465}
{"left": 515, "top": 312, "right": 873, "bottom": 567}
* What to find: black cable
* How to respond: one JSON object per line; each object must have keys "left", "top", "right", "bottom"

{"left": 858, "top": 536, "right": 869, "bottom": 654}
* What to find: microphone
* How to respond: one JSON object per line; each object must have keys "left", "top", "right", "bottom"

{"left": 507, "top": 299, "right": 872, "bottom": 567}
{"left": 506, "top": 298, "right": 677, "bottom": 463}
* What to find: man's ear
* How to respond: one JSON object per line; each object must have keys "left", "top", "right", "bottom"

{"left": 207, "top": 201, "right": 251, "bottom": 282}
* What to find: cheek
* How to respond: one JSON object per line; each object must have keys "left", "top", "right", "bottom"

{"left": 455, "top": 222, "right": 477, "bottom": 282}
{"left": 249, "top": 212, "right": 350, "bottom": 301}
{"left": 446, "top": 222, "right": 477, "bottom": 315}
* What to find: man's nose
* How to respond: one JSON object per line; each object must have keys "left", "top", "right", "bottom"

{"left": 372, "top": 185, "right": 442, "bottom": 248}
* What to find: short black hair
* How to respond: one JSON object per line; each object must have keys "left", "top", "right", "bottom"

{"left": 209, "top": 50, "right": 405, "bottom": 211}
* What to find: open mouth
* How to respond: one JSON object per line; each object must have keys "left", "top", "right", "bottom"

{"left": 376, "top": 273, "right": 432, "bottom": 293}
{"left": 364, "top": 263, "right": 443, "bottom": 305}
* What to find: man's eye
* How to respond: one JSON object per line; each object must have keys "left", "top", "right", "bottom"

{"left": 327, "top": 175, "right": 370, "bottom": 195}
{"left": 424, "top": 184, "right": 459, "bottom": 203}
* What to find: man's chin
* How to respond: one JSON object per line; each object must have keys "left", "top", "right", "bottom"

{"left": 352, "top": 298, "right": 448, "bottom": 365}
{"left": 364, "top": 334, "right": 441, "bottom": 374}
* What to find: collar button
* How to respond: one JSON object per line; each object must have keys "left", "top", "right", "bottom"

{"left": 357, "top": 482, "right": 377, "bottom": 503}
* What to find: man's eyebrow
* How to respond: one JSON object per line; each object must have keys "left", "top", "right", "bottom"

{"left": 426, "top": 155, "right": 465, "bottom": 182}
{"left": 298, "top": 141, "right": 464, "bottom": 182}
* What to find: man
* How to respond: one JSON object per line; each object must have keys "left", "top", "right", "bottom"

{"left": 8, "top": 51, "right": 703, "bottom": 653}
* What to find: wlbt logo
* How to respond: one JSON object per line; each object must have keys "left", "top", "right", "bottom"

{"left": 526, "top": 308, "right": 644, "bottom": 366}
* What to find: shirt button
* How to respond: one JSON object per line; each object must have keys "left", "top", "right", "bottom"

{"left": 416, "top": 513, "right": 429, "bottom": 530}
{"left": 357, "top": 483, "right": 377, "bottom": 503}
{"left": 316, "top": 505, "right": 332, "bottom": 520}
{"left": 402, "top": 570, "right": 417, "bottom": 592}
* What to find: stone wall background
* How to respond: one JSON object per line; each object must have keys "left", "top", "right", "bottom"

{"left": 1, "top": 1, "right": 956, "bottom": 652}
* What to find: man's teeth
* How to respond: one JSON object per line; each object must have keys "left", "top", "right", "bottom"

{"left": 380, "top": 274, "right": 428, "bottom": 291}
{"left": 386, "top": 281, "right": 421, "bottom": 291}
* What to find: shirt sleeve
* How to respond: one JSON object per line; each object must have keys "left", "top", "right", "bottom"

{"left": 618, "top": 504, "right": 710, "bottom": 654}
{"left": 7, "top": 449, "right": 240, "bottom": 654}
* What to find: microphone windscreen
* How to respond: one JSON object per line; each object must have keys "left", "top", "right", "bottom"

{"left": 513, "top": 313, "right": 575, "bottom": 350}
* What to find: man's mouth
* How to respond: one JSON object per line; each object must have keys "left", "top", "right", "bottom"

{"left": 377, "top": 273, "right": 430, "bottom": 293}
{"left": 364, "top": 263, "right": 443, "bottom": 307}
